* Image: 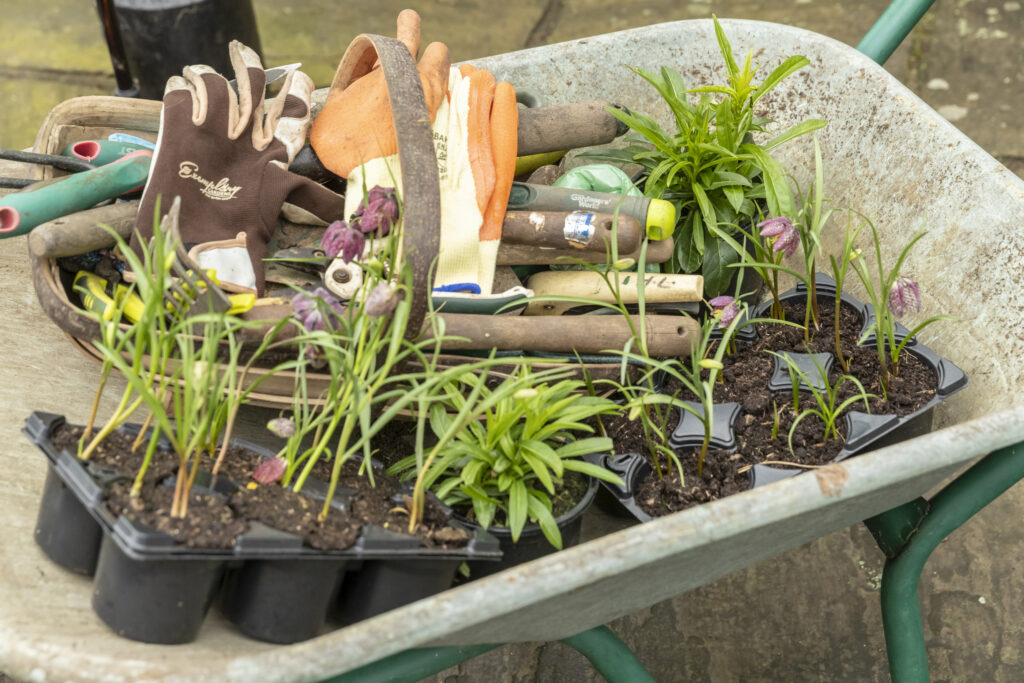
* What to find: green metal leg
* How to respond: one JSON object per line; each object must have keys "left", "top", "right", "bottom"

{"left": 323, "top": 625, "right": 653, "bottom": 682}
{"left": 561, "top": 625, "right": 656, "bottom": 683}
{"left": 856, "top": 0, "right": 938, "bottom": 65}
{"left": 874, "top": 441, "right": 1024, "bottom": 682}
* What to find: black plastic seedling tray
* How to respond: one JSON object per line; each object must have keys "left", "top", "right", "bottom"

{"left": 25, "top": 412, "right": 500, "bottom": 645}
{"left": 594, "top": 276, "right": 968, "bottom": 522}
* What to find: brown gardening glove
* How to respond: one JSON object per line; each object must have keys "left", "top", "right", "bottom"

{"left": 310, "top": 9, "right": 451, "bottom": 178}
{"left": 132, "top": 41, "right": 346, "bottom": 294}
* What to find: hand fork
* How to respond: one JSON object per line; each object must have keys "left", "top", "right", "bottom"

{"left": 158, "top": 197, "right": 232, "bottom": 318}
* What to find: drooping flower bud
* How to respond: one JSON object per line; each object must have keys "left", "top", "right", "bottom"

{"left": 888, "top": 277, "right": 922, "bottom": 317}
{"left": 758, "top": 215, "right": 799, "bottom": 258}
{"left": 321, "top": 220, "right": 365, "bottom": 263}
{"left": 267, "top": 417, "right": 296, "bottom": 439}
{"left": 252, "top": 457, "right": 287, "bottom": 485}
{"left": 708, "top": 295, "right": 740, "bottom": 328}
{"left": 364, "top": 282, "right": 399, "bottom": 318}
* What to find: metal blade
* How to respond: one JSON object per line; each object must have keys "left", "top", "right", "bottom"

{"left": 228, "top": 63, "right": 302, "bottom": 93}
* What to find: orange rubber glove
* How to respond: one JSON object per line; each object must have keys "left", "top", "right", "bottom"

{"left": 310, "top": 10, "right": 450, "bottom": 178}
{"left": 478, "top": 80, "right": 518, "bottom": 292}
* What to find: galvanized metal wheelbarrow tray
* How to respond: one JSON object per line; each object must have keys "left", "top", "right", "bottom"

{"left": 3, "top": 7, "right": 1024, "bottom": 683}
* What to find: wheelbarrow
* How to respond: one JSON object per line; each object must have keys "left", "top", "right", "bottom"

{"left": 2, "top": 2, "right": 1023, "bottom": 681}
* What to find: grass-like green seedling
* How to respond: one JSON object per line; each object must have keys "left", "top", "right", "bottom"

{"left": 851, "top": 220, "right": 952, "bottom": 397}
{"left": 828, "top": 214, "right": 866, "bottom": 372}
{"left": 769, "top": 350, "right": 874, "bottom": 455}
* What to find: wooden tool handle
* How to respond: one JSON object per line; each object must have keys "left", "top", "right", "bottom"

{"left": 516, "top": 101, "right": 624, "bottom": 156}
{"left": 432, "top": 313, "right": 699, "bottom": 357}
{"left": 27, "top": 201, "right": 137, "bottom": 258}
{"left": 501, "top": 211, "right": 641, "bottom": 253}
{"left": 497, "top": 236, "right": 673, "bottom": 266}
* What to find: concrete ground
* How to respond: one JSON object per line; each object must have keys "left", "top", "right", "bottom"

{"left": 1, "top": 1, "right": 1023, "bottom": 681}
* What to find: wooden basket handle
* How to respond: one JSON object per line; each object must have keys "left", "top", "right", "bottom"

{"left": 337, "top": 33, "right": 440, "bottom": 340}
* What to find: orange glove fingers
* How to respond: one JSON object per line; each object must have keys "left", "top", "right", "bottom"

{"left": 418, "top": 42, "right": 451, "bottom": 117}
{"left": 396, "top": 9, "right": 421, "bottom": 59}
{"left": 464, "top": 68, "right": 496, "bottom": 216}
{"left": 480, "top": 81, "right": 518, "bottom": 242}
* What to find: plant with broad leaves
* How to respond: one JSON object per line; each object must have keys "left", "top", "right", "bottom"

{"left": 390, "top": 365, "right": 624, "bottom": 549}
{"left": 579, "top": 15, "right": 826, "bottom": 297}
{"left": 851, "top": 221, "right": 952, "bottom": 397}
{"left": 769, "top": 350, "right": 874, "bottom": 453}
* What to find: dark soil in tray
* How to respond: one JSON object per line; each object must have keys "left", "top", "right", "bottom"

{"left": 105, "top": 480, "right": 247, "bottom": 548}
{"left": 663, "top": 298, "right": 937, "bottom": 419}
{"left": 635, "top": 448, "right": 752, "bottom": 516}
{"left": 599, "top": 409, "right": 681, "bottom": 458}
{"left": 51, "top": 420, "right": 468, "bottom": 552}
{"left": 618, "top": 296, "right": 941, "bottom": 518}
{"left": 52, "top": 423, "right": 179, "bottom": 484}
{"left": 230, "top": 484, "right": 361, "bottom": 551}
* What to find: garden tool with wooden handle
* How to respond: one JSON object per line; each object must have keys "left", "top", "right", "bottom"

{"left": 524, "top": 270, "right": 703, "bottom": 316}
{"left": 501, "top": 211, "right": 641, "bottom": 253}
{"left": 496, "top": 235, "right": 674, "bottom": 266}
{"left": 425, "top": 312, "right": 699, "bottom": 356}
{"left": 240, "top": 299, "right": 698, "bottom": 356}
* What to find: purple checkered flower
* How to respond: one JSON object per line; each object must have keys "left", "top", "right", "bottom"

{"left": 292, "top": 287, "right": 344, "bottom": 332}
{"left": 888, "top": 277, "right": 922, "bottom": 318}
{"left": 321, "top": 220, "right": 365, "bottom": 263}
{"left": 351, "top": 185, "right": 399, "bottom": 236}
{"left": 758, "top": 216, "right": 799, "bottom": 258}
{"left": 364, "top": 282, "right": 399, "bottom": 318}
{"left": 708, "top": 295, "right": 740, "bottom": 328}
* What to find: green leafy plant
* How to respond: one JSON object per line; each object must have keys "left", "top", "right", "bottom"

{"left": 850, "top": 221, "right": 952, "bottom": 397}
{"left": 770, "top": 350, "right": 875, "bottom": 453}
{"left": 392, "top": 366, "right": 624, "bottom": 549}
{"left": 580, "top": 15, "right": 826, "bottom": 296}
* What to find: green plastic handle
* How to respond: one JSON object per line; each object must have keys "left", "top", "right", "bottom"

{"left": 61, "top": 140, "right": 151, "bottom": 167}
{"left": 0, "top": 151, "right": 151, "bottom": 238}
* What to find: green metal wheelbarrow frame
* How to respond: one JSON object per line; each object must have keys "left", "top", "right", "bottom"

{"left": 334, "top": 2, "right": 1023, "bottom": 681}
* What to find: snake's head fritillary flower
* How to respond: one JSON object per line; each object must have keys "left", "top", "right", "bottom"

{"left": 758, "top": 216, "right": 799, "bottom": 258}
{"left": 888, "top": 277, "right": 922, "bottom": 318}
{"left": 708, "top": 295, "right": 740, "bottom": 328}
{"left": 321, "top": 220, "right": 365, "bottom": 263}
